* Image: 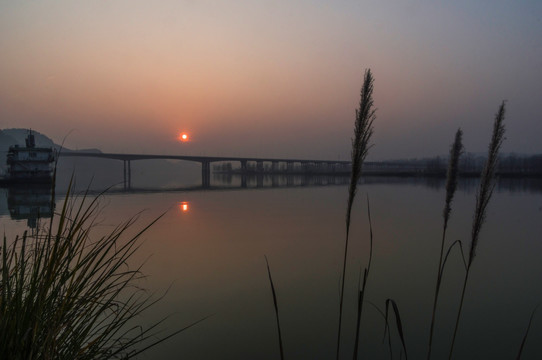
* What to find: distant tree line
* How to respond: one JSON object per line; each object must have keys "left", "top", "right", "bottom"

{"left": 424, "top": 153, "right": 542, "bottom": 175}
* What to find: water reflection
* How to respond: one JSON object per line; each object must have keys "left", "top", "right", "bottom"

{"left": 119, "top": 179, "right": 542, "bottom": 359}
{"left": 179, "top": 201, "right": 190, "bottom": 212}
{"left": 1, "top": 176, "right": 542, "bottom": 359}
{"left": 359, "top": 176, "right": 542, "bottom": 194}
{"left": 1, "top": 184, "right": 55, "bottom": 228}
{"left": 214, "top": 173, "right": 542, "bottom": 194}
{"left": 214, "top": 173, "right": 351, "bottom": 188}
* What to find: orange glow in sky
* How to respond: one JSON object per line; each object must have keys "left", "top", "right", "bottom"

{"left": 2, "top": 1, "right": 542, "bottom": 159}
{"left": 179, "top": 201, "right": 189, "bottom": 212}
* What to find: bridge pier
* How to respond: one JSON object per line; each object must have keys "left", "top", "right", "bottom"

{"left": 201, "top": 161, "right": 211, "bottom": 188}
{"left": 240, "top": 160, "right": 247, "bottom": 172}
{"left": 123, "top": 160, "right": 132, "bottom": 190}
{"left": 241, "top": 174, "right": 247, "bottom": 188}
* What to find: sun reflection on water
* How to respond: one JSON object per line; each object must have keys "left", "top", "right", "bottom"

{"left": 179, "top": 201, "right": 189, "bottom": 212}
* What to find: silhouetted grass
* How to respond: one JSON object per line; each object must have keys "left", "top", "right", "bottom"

{"left": 257, "top": 74, "right": 536, "bottom": 359}
{"left": 384, "top": 299, "right": 408, "bottom": 360}
{"left": 337, "top": 68, "right": 375, "bottom": 360}
{"left": 448, "top": 101, "right": 506, "bottom": 359}
{"left": 0, "top": 183, "right": 202, "bottom": 359}
{"left": 515, "top": 305, "right": 539, "bottom": 360}
{"left": 426, "top": 128, "right": 463, "bottom": 359}
{"left": 340, "top": 95, "right": 520, "bottom": 359}
{"left": 353, "top": 196, "right": 374, "bottom": 360}
{"left": 265, "top": 256, "right": 285, "bottom": 360}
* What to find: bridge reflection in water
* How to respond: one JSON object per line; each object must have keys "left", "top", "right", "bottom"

{"left": 1, "top": 177, "right": 540, "bottom": 227}
{"left": 73, "top": 174, "right": 352, "bottom": 195}
{"left": 214, "top": 173, "right": 350, "bottom": 189}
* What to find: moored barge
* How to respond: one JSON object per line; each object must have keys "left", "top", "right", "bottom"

{"left": 0, "top": 130, "right": 55, "bottom": 186}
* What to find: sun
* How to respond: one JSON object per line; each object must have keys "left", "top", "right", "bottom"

{"left": 179, "top": 133, "right": 189, "bottom": 142}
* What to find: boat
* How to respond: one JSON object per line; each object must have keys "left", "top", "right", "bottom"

{"left": 0, "top": 130, "right": 56, "bottom": 186}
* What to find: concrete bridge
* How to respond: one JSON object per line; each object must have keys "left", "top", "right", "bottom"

{"left": 59, "top": 151, "right": 353, "bottom": 189}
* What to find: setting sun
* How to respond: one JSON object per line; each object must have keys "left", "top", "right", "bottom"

{"left": 179, "top": 133, "right": 189, "bottom": 142}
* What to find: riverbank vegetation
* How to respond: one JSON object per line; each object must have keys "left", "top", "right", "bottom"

{"left": 0, "top": 184, "right": 202, "bottom": 359}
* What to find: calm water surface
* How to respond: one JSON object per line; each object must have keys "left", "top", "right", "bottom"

{"left": 2, "top": 177, "right": 542, "bottom": 359}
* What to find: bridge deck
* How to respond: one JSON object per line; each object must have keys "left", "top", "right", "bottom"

{"left": 59, "top": 151, "right": 353, "bottom": 164}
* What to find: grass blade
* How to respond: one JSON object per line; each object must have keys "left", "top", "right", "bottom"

{"left": 448, "top": 101, "right": 506, "bottom": 360}
{"left": 427, "top": 129, "right": 463, "bottom": 360}
{"left": 515, "top": 305, "right": 539, "bottom": 360}
{"left": 384, "top": 299, "right": 408, "bottom": 360}
{"left": 265, "top": 256, "right": 285, "bottom": 360}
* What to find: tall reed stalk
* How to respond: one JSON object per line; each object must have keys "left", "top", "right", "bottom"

{"left": 426, "top": 128, "right": 463, "bottom": 359}
{"left": 0, "top": 184, "right": 201, "bottom": 359}
{"left": 337, "top": 69, "right": 375, "bottom": 360}
{"left": 448, "top": 101, "right": 506, "bottom": 360}
{"left": 353, "top": 196, "right": 374, "bottom": 359}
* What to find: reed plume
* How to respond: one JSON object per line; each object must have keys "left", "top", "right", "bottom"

{"left": 468, "top": 102, "right": 506, "bottom": 265}
{"left": 443, "top": 129, "right": 464, "bottom": 228}
{"left": 346, "top": 70, "right": 376, "bottom": 233}
{"left": 337, "top": 69, "right": 375, "bottom": 360}
{"left": 448, "top": 101, "right": 506, "bottom": 359}
{"left": 426, "top": 128, "right": 463, "bottom": 359}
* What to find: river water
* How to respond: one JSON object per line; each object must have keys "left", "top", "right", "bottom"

{"left": 1, "top": 175, "right": 541, "bottom": 359}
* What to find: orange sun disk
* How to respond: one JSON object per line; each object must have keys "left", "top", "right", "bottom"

{"left": 179, "top": 133, "right": 189, "bottom": 142}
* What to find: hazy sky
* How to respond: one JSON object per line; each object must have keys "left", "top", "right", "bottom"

{"left": 1, "top": 1, "right": 541, "bottom": 160}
